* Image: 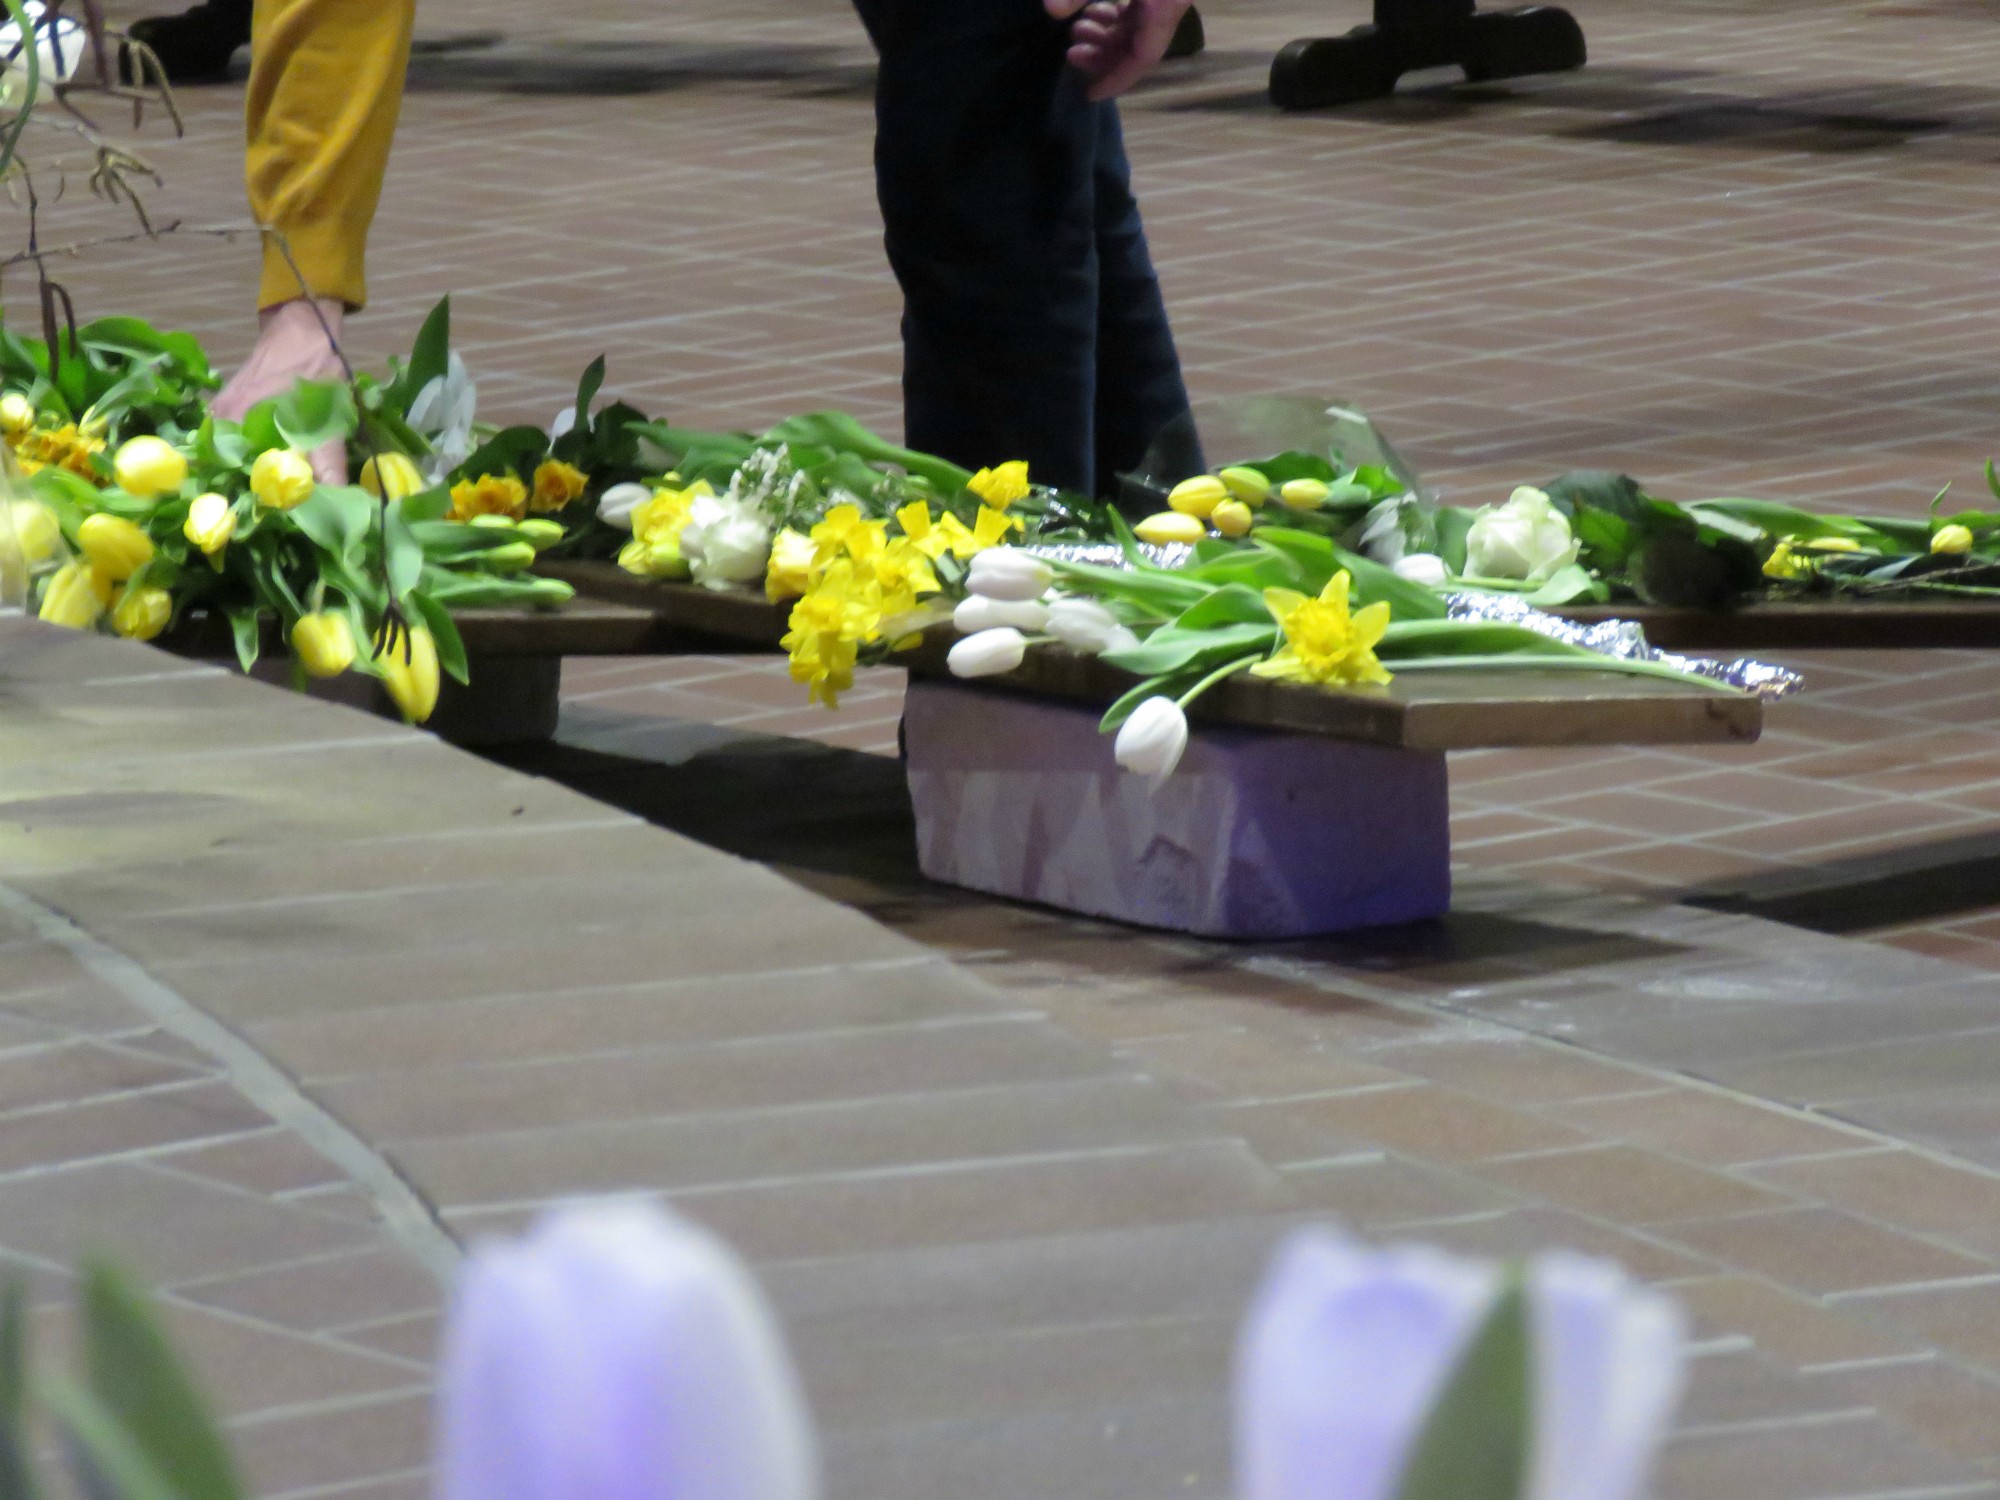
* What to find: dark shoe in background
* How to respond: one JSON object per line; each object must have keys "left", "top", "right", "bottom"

{"left": 123, "top": 0, "right": 251, "bottom": 84}
{"left": 1166, "top": 4, "right": 1205, "bottom": 59}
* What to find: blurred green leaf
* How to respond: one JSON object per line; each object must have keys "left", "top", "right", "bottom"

{"left": 407, "top": 590, "right": 469, "bottom": 685}
{"left": 0, "top": 1279, "right": 34, "bottom": 1500}
{"left": 79, "top": 1264, "right": 244, "bottom": 1500}
{"left": 273, "top": 381, "right": 358, "bottom": 453}
{"left": 1392, "top": 1273, "right": 1531, "bottom": 1500}
{"left": 225, "top": 604, "right": 261, "bottom": 672}
{"left": 1102, "top": 621, "right": 1274, "bottom": 678}
{"left": 41, "top": 1379, "right": 181, "bottom": 1500}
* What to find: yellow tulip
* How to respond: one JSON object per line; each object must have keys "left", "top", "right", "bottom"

{"left": 1279, "top": 478, "right": 1332, "bottom": 511}
{"left": 250, "top": 448, "right": 317, "bottom": 510}
{"left": 484, "top": 541, "right": 537, "bottom": 572}
{"left": 617, "top": 535, "right": 689, "bottom": 580}
{"left": 359, "top": 452, "right": 426, "bottom": 501}
{"left": 373, "top": 622, "right": 440, "bottom": 723}
{"left": 0, "top": 392, "right": 34, "bottom": 436}
{"left": 515, "top": 518, "right": 565, "bottom": 549}
{"left": 10, "top": 501, "right": 58, "bottom": 564}
{"left": 1218, "top": 467, "right": 1271, "bottom": 507}
{"left": 1211, "top": 498, "right": 1255, "bottom": 538}
{"left": 1135, "top": 511, "right": 1206, "bottom": 546}
{"left": 112, "top": 435, "right": 189, "bottom": 500}
{"left": 1167, "top": 475, "right": 1226, "bottom": 519}
{"left": 77, "top": 513, "right": 154, "bottom": 582}
{"left": 183, "top": 492, "right": 236, "bottom": 556}
{"left": 291, "top": 611, "right": 356, "bottom": 678}
{"left": 1932, "top": 524, "right": 1975, "bottom": 555}
{"left": 37, "top": 560, "right": 111, "bottom": 628}
{"left": 111, "top": 584, "right": 172, "bottom": 642}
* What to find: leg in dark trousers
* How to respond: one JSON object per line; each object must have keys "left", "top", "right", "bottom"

{"left": 851, "top": 0, "right": 1191, "bottom": 497}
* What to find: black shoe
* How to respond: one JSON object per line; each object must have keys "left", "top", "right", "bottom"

{"left": 123, "top": 0, "right": 251, "bottom": 85}
{"left": 1166, "top": 4, "right": 1205, "bottom": 59}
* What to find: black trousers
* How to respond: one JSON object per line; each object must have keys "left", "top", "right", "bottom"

{"left": 850, "top": 0, "right": 1192, "bottom": 498}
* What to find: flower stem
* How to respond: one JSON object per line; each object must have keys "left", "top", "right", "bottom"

{"left": 1175, "top": 652, "right": 1264, "bottom": 711}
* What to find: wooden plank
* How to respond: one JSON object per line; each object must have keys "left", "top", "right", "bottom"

{"left": 538, "top": 559, "right": 790, "bottom": 647}
{"left": 1554, "top": 600, "right": 2000, "bottom": 651}
{"left": 899, "top": 639, "right": 1761, "bottom": 752}
{"left": 551, "top": 564, "right": 1762, "bottom": 750}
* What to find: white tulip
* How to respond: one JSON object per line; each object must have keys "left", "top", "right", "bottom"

{"left": 966, "top": 547, "right": 1053, "bottom": 602}
{"left": 946, "top": 627, "right": 1027, "bottom": 678}
{"left": 596, "top": 482, "right": 653, "bottom": 532}
{"left": 953, "top": 595, "right": 1048, "bottom": 633}
{"left": 1392, "top": 553, "right": 1449, "bottom": 588}
{"left": 1464, "top": 486, "right": 1579, "bottom": 583}
{"left": 1113, "top": 696, "right": 1189, "bottom": 784}
{"left": 1237, "top": 1228, "right": 1685, "bottom": 1500}
{"left": 1045, "top": 598, "right": 1140, "bottom": 655}
{"left": 689, "top": 514, "right": 773, "bottom": 591}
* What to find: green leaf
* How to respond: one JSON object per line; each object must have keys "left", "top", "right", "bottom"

{"left": 398, "top": 298, "right": 451, "bottom": 410}
{"left": 455, "top": 425, "right": 549, "bottom": 485}
{"left": 1244, "top": 450, "right": 1336, "bottom": 486}
{"left": 287, "top": 487, "right": 377, "bottom": 560}
{"left": 573, "top": 356, "right": 607, "bottom": 428}
{"left": 1392, "top": 1272, "right": 1531, "bottom": 1500}
{"left": 0, "top": 1279, "right": 34, "bottom": 1500}
{"left": 1044, "top": 556, "right": 1208, "bottom": 618}
{"left": 1101, "top": 621, "right": 1275, "bottom": 678}
{"left": 225, "top": 605, "right": 261, "bottom": 672}
{"left": 238, "top": 400, "right": 283, "bottom": 457}
{"left": 78, "top": 1264, "right": 245, "bottom": 1500}
{"left": 383, "top": 507, "right": 424, "bottom": 603}
{"left": 273, "top": 380, "right": 359, "bottom": 452}
{"left": 1171, "top": 584, "right": 1273, "bottom": 631}
{"left": 1524, "top": 563, "right": 1607, "bottom": 606}
{"left": 398, "top": 485, "right": 453, "bottom": 525}
{"left": 761, "top": 411, "right": 974, "bottom": 495}
{"left": 41, "top": 1379, "right": 183, "bottom": 1500}
{"left": 406, "top": 590, "right": 470, "bottom": 686}
{"left": 419, "top": 573, "right": 574, "bottom": 609}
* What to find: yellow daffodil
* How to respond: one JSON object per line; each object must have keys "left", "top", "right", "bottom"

{"left": 37, "top": 559, "right": 111, "bottom": 628}
{"left": 1762, "top": 539, "right": 1828, "bottom": 579}
{"left": 529, "top": 458, "right": 589, "bottom": 513}
{"left": 449, "top": 472, "right": 529, "bottom": 522}
{"left": 810, "top": 503, "right": 885, "bottom": 566}
{"left": 110, "top": 584, "right": 172, "bottom": 642}
{"left": 1250, "top": 570, "right": 1392, "bottom": 688}
{"left": 894, "top": 500, "right": 952, "bottom": 560}
{"left": 360, "top": 452, "right": 427, "bottom": 501}
{"left": 782, "top": 559, "right": 884, "bottom": 708}
{"left": 765, "top": 527, "right": 820, "bottom": 601}
{"left": 866, "top": 534, "right": 939, "bottom": 618}
{"left": 17, "top": 423, "right": 104, "bottom": 480}
{"left": 291, "top": 611, "right": 357, "bottom": 678}
{"left": 617, "top": 535, "right": 691, "bottom": 580}
{"left": 0, "top": 392, "right": 34, "bottom": 437}
{"left": 77, "top": 513, "right": 154, "bottom": 582}
{"left": 969, "top": 505, "right": 1020, "bottom": 551}
{"left": 373, "top": 621, "right": 441, "bottom": 723}
{"left": 184, "top": 492, "right": 236, "bottom": 559}
{"left": 251, "top": 448, "right": 317, "bottom": 510}
{"left": 967, "top": 460, "right": 1030, "bottom": 509}
{"left": 112, "top": 435, "right": 188, "bottom": 500}
{"left": 630, "top": 480, "right": 708, "bottom": 543}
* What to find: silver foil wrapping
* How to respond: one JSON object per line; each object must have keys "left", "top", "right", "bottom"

{"left": 1024, "top": 543, "right": 1803, "bottom": 700}
{"left": 1443, "top": 591, "right": 1804, "bottom": 700}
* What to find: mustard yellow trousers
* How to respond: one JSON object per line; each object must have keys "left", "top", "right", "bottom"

{"left": 245, "top": 0, "right": 416, "bottom": 310}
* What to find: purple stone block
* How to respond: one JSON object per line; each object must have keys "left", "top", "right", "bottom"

{"left": 902, "top": 681, "right": 1452, "bottom": 938}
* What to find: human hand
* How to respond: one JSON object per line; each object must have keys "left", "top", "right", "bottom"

{"left": 1045, "top": 0, "right": 1191, "bottom": 101}
{"left": 212, "top": 296, "right": 349, "bottom": 483}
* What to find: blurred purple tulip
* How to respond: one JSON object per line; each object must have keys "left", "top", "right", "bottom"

{"left": 1237, "top": 1229, "right": 1684, "bottom": 1500}
{"left": 435, "top": 1199, "right": 818, "bottom": 1500}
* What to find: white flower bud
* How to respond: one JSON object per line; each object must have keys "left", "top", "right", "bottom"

{"left": 946, "top": 626, "right": 1028, "bottom": 678}
{"left": 1392, "top": 553, "right": 1449, "bottom": 588}
{"left": 1113, "top": 696, "right": 1189, "bottom": 784}
{"left": 597, "top": 482, "right": 652, "bottom": 532}
{"left": 953, "top": 595, "right": 1048, "bottom": 633}
{"left": 1045, "top": 597, "right": 1140, "bottom": 656}
{"left": 966, "top": 547, "right": 1053, "bottom": 601}
{"left": 1464, "top": 486, "right": 1579, "bottom": 583}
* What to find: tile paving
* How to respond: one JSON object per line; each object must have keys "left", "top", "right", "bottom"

{"left": 15, "top": 0, "right": 2000, "bottom": 1491}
